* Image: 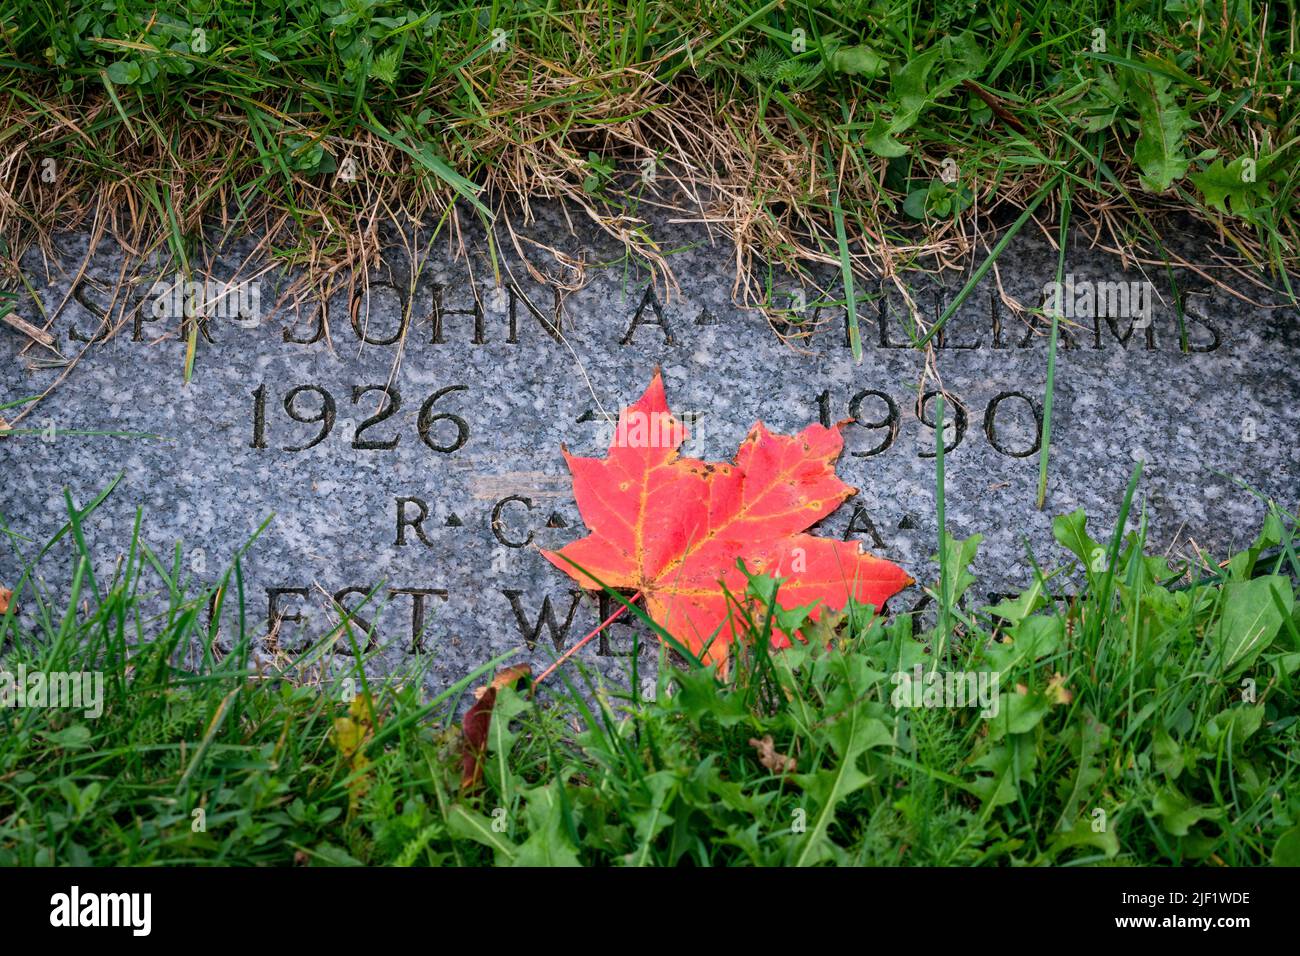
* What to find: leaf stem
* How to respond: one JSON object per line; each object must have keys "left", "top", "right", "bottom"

{"left": 533, "top": 591, "right": 642, "bottom": 687}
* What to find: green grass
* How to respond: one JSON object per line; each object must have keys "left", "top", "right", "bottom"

{"left": 2, "top": 478, "right": 1299, "bottom": 866}
{"left": 1, "top": 0, "right": 1296, "bottom": 323}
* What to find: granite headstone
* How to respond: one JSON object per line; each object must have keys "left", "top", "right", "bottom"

{"left": 2, "top": 208, "right": 1297, "bottom": 692}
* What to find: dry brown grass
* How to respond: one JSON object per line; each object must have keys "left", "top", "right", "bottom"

{"left": 0, "top": 26, "right": 1289, "bottom": 365}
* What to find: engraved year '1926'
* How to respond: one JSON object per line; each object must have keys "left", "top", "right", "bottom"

{"left": 249, "top": 383, "right": 469, "bottom": 452}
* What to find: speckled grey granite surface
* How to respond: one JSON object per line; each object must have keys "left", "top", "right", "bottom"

{"left": 1, "top": 206, "right": 1297, "bottom": 693}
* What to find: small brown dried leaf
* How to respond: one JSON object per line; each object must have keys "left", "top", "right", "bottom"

{"left": 0, "top": 587, "right": 11, "bottom": 615}
{"left": 459, "top": 664, "right": 532, "bottom": 792}
{"left": 749, "top": 734, "right": 796, "bottom": 774}
{"left": 1046, "top": 672, "right": 1074, "bottom": 705}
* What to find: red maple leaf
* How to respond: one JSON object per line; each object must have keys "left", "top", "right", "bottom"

{"left": 543, "top": 373, "right": 912, "bottom": 668}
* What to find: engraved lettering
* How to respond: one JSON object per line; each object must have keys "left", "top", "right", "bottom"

{"left": 492, "top": 495, "right": 534, "bottom": 548}
{"left": 503, "top": 589, "right": 584, "bottom": 652}
{"left": 395, "top": 496, "right": 435, "bottom": 547}
{"left": 620, "top": 286, "right": 674, "bottom": 345}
